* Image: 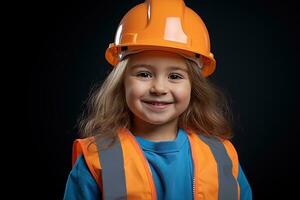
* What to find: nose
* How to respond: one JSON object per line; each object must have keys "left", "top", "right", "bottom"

{"left": 150, "top": 78, "right": 168, "bottom": 95}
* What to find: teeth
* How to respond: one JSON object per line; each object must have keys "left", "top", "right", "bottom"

{"left": 151, "top": 102, "right": 165, "bottom": 105}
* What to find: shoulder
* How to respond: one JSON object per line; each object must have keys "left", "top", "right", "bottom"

{"left": 64, "top": 154, "right": 101, "bottom": 199}
{"left": 237, "top": 163, "right": 253, "bottom": 200}
{"left": 221, "top": 139, "right": 239, "bottom": 177}
{"left": 222, "top": 139, "right": 238, "bottom": 160}
{"left": 187, "top": 130, "right": 239, "bottom": 177}
{"left": 72, "top": 137, "right": 103, "bottom": 188}
{"left": 72, "top": 137, "right": 97, "bottom": 164}
{"left": 71, "top": 154, "right": 94, "bottom": 176}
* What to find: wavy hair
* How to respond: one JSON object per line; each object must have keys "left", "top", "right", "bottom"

{"left": 78, "top": 56, "right": 233, "bottom": 147}
{"left": 179, "top": 59, "right": 233, "bottom": 139}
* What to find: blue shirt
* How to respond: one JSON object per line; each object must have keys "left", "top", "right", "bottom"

{"left": 134, "top": 128, "right": 193, "bottom": 200}
{"left": 64, "top": 129, "right": 252, "bottom": 200}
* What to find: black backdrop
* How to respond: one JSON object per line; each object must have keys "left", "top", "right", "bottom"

{"left": 27, "top": 0, "right": 299, "bottom": 199}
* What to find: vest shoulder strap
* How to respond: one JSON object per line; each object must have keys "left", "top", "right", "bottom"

{"left": 222, "top": 139, "right": 239, "bottom": 177}
{"left": 72, "top": 137, "right": 102, "bottom": 188}
{"left": 196, "top": 134, "right": 239, "bottom": 200}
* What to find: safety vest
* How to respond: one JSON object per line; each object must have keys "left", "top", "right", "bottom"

{"left": 72, "top": 128, "right": 240, "bottom": 200}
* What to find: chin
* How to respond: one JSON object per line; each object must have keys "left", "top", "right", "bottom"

{"left": 142, "top": 115, "right": 176, "bottom": 125}
{"left": 145, "top": 120, "right": 169, "bottom": 125}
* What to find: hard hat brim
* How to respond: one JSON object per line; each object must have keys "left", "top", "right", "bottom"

{"left": 105, "top": 43, "right": 216, "bottom": 77}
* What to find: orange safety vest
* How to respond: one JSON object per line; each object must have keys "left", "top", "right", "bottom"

{"left": 72, "top": 128, "right": 241, "bottom": 200}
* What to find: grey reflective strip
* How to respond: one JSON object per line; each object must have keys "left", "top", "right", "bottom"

{"left": 96, "top": 137, "right": 127, "bottom": 200}
{"left": 198, "top": 135, "right": 238, "bottom": 200}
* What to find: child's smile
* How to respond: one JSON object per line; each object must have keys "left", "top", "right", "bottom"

{"left": 141, "top": 99, "right": 173, "bottom": 112}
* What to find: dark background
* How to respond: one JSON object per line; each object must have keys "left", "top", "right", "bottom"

{"left": 27, "top": 0, "right": 299, "bottom": 199}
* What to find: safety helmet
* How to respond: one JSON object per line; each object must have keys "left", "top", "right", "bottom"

{"left": 105, "top": 0, "right": 216, "bottom": 77}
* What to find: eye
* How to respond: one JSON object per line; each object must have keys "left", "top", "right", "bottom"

{"left": 136, "top": 71, "right": 152, "bottom": 78}
{"left": 169, "top": 73, "right": 183, "bottom": 80}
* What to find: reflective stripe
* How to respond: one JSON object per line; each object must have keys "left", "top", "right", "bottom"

{"left": 198, "top": 135, "right": 238, "bottom": 200}
{"left": 96, "top": 136, "right": 127, "bottom": 200}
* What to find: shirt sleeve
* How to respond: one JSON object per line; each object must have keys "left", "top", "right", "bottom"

{"left": 63, "top": 154, "right": 101, "bottom": 200}
{"left": 237, "top": 162, "right": 252, "bottom": 200}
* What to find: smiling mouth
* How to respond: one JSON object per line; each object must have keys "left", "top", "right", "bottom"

{"left": 142, "top": 101, "right": 173, "bottom": 105}
{"left": 141, "top": 101, "right": 173, "bottom": 111}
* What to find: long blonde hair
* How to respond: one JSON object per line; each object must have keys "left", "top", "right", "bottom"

{"left": 179, "top": 59, "right": 233, "bottom": 139}
{"left": 78, "top": 57, "right": 233, "bottom": 145}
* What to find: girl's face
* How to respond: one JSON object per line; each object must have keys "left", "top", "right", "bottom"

{"left": 124, "top": 50, "right": 191, "bottom": 127}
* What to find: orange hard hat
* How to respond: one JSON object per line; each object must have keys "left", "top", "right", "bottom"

{"left": 105, "top": 0, "right": 216, "bottom": 77}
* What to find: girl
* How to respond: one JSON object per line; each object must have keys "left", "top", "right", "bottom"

{"left": 64, "top": 0, "right": 252, "bottom": 199}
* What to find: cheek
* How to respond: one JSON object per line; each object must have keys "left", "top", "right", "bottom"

{"left": 124, "top": 79, "right": 148, "bottom": 101}
{"left": 174, "top": 83, "right": 191, "bottom": 104}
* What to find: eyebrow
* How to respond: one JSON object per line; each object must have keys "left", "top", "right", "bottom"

{"left": 130, "top": 64, "right": 188, "bottom": 72}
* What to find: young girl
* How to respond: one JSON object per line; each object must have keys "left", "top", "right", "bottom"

{"left": 64, "top": 0, "right": 252, "bottom": 199}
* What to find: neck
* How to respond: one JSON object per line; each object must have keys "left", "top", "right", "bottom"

{"left": 130, "top": 117, "right": 179, "bottom": 142}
